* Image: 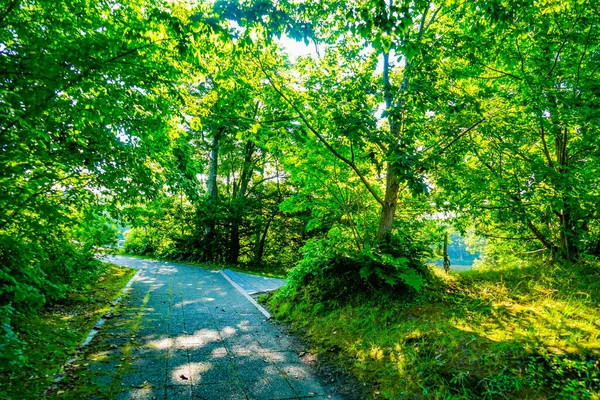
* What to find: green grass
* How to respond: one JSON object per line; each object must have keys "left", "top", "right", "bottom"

{"left": 224, "top": 264, "right": 287, "bottom": 279}
{"left": 0, "top": 264, "right": 136, "bottom": 400}
{"left": 269, "top": 260, "right": 600, "bottom": 399}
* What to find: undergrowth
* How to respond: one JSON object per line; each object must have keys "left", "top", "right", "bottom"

{"left": 0, "top": 264, "right": 136, "bottom": 400}
{"left": 269, "top": 259, "right": 600, "bottom": 399}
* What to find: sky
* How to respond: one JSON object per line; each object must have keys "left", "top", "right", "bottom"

{"left": 275, "top": 35, "right": 318, "bottom": 61}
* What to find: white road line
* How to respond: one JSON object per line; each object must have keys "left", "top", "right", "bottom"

{"left": 220, "top": 270, "right": 272, "bottom": 320}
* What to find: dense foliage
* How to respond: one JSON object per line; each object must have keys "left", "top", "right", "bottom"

{"left": 0, "top": 0, "right": 201, "bottom": 367}
{"left": 2, "top": 0, "right": 599, "bottom": 382}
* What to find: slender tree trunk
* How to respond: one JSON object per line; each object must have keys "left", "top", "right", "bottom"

{"left": 206, "top": 132, "right": 220, "bottom": 204}
{"left": 555, "top": 128, "right": 577, "bottom": 260}
{"left": 229, "top": 224, "right": 240, "bottom": 264}
{"left": 443, "top": 233, "right": 450, "bottom": 272}
{"left": 254, "top": 210, "right": 277, "bottom": 264}
{"left": 545, "top": 59, "right": 578, "bottom": 260}
{"left": 377, "top": 161, "right": 400, "bottom": 241}
{"left": 204, "top": 131, "right": 220, "bottom": 261}
{"left": 228, "top": 140, "right": 255, "bottom": 264}
{"left": 375, "top": 2, "right": 432, "bottom": 242}
{"left": 376, "top": 49, "right": 403, "bottom": 242}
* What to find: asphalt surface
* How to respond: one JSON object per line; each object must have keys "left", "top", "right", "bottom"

{"left": 59, "top": 256, "right": 340, "bottom": 400}
{"left": 222, "top": 269, "right": 286, "bottom": 294}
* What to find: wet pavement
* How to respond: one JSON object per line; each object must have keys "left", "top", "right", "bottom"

{"left": 58, "top": 256, "right": 339, "bottom": 400}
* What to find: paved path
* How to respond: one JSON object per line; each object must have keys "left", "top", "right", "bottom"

{"left": 222, "top": 269, "right": 286, "bottom": 294}
{"left": 60, "top": 256, "right": 339, "bottom": 400}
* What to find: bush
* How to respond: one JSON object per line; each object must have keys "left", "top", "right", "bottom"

{"left": 525, "top": 354, "right": 600, "bottom": 399}
{"left": 0, "top": 305, "right": 26, "bottom": 368}
{"left": 277, "top": 235, "right": 430, "bottom": 306}
{"left": 122, "top": 227, "right": 155, "bottom": 255}
{"left": 0, "top": 211, "right": 115, "bottom": 369}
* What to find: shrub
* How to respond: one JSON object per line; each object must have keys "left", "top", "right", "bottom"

{"left": 278, "top": 234, "right": 430, "bottom": 306}
{"left": 123, "top": 227, "right": 155, "bottom": 255}
{"left": 0, "top": 211, "right": 114, "bottom": 369}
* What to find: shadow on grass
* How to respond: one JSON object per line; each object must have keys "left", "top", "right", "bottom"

{"left": 271, "top": 261, "right": 600, "bottom": 398}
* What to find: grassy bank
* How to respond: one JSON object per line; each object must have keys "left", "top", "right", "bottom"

{"left": 0, "top": 264, "right": 136, "bottom": 399}
{"left": 268, "top": 261, "right": 600, "bottom": 399}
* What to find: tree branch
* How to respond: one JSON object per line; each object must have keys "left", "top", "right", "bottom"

{"left": 437, "top": 118, "right": 486, "bottom": 155}
{"left": 480, "top": 233, "right": 537, "bottom": 241}
{"left": 575, "top": 16, "right": 595, "bottom": 94}
{"left": 539, "top": 124, "right": 555, "bottom": 167}
{"left": 1, "top": 37, "right": 181, "bottom": 136}
{"left": 515, "top": 37, "right": 526, "bottom": 76}
{"left": 546, "top": 33, "right": 570, "bottom": 77}
{"left": 253, "top": 56, "right": 385, "bottom": 206}
{"left": 423, "top": 117, "right": 486, "bottom": 159}
{"left": 526, "top": 219, "right": 557, "bottom": 252}
{"left": 0, "top": 172, "right": 86, "bottom": 230}
{"left": 477, "top": 62, "right": 522, "bottom": 81}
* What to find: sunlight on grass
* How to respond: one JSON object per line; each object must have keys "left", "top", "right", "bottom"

{"left": 270, "top": 260, "right": 600, "bottom": 399}
{"left": 0, "top": 264, "right": 136, "bottom": 399}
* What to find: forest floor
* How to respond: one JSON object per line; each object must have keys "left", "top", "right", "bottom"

{"left": 267, "top": 260, "right": 600, "bottom": 399}
{"left": 41, "top": 256, "right": 343, "bottom": 399}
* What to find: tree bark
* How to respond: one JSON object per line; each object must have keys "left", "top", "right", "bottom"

{"left": 204, "top": 131, "right": 220, "bottom": 261}
{"left": 206, "top": 132, "right": 220, "bottom": 204}
{"left": 443, "top": 233, "right": 450, "bottom": 272}
{"left": 376, "top": 47, "right": 403, "bottom": 241}
{"left": 375, "top": 2, "right": 435, "bottom": 242}
{"left": 376, "top": 161, "right": 400, "bottom": 241}
{"left": 253, "top": 210, "right": 277, "bottom": 264}
{"left": 228, "top": 140, "right": 255, "bottom": 264}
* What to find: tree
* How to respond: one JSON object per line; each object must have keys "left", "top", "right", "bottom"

{"left": 430, "top": 0, "right": 600, "bottom": 260}
{"left": 0, "top": 0, "right": 206, "bottom": 366}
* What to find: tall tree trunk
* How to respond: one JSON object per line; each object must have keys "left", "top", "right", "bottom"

{"left": 229, "top": 224, "right": 240, "bottom": 264}
{"left": 544, "top": 54, "right": 578, "bottom": 260}
{"left": 206, "top": 132, "right": 220, "bottom": 204}
{"left": 377, "top": 161, "right": 400, "bottom": 242}
{"left": 548, "top": 99, "right": 577, "bottom": 260}
{"left": 443, "top": 233, "right": 450, "bottom": 272}
{"left": 375, "top": 2, "right": 432, "bottom": 242}
{"left": 376, "top": 49, "right": 403, "bottom": 242}
{"left": 228, "top": 140, "right": 255, "bottom": 264}
{"left": 253, "top": 210, "right": 277, "bottom": 264}
{"left": 204, "top": 131, "right": 220, "bottom": 261}
{"left": 554, "top": 127, "right": 576, "bottom": 260}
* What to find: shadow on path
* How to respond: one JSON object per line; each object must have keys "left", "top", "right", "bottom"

{"left": 55, "top": 256, "right": 339, "bottom": 400}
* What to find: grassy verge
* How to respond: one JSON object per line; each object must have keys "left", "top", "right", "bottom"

{"left": 0, "top": 263, "right": 136, "bottom": 400}
{"left": 268, "top": 260, "right": 600, "bottom": 399}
